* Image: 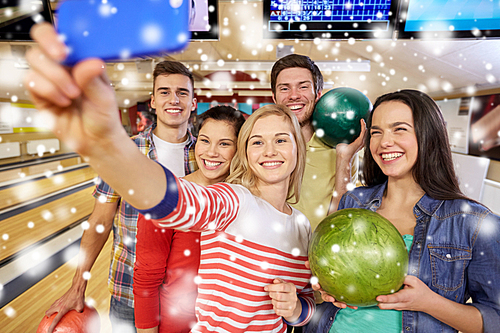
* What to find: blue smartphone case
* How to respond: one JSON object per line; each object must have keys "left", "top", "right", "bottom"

{"left": 57, "top": 0, "right": 190, "bottom": 65}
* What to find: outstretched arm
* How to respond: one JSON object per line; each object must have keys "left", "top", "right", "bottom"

{"left": 26, "top": 23, "right": 165, "bottom": 211}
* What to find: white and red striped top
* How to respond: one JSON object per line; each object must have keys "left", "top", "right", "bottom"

{"left": 147, "top": 171, "right": 315, "bottom": 332}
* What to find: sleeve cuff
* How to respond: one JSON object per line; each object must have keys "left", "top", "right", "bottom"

{"left": 283, "top": 296, "right": 310, "bottom": 326}
{"left": 470, "top": 303, "right": 500, "bottom": 333}
{"left": 134, "top": 163, "right": 179, "bottom": 220}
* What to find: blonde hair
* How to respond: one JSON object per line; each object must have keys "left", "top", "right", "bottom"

{"left": 226, "top": 104, "right": 306, "bottom": 203}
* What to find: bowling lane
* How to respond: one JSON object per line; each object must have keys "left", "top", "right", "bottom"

{"left": 0, "top": 233, "right": 113, "bottom": 333}
{"left": 0, "top": 165, "right": 96, "bottom": 211}
{"left": 0, "top": 154, "right": 82, "bottom": 184}
{"left": 0, "top": 186, "right": 96, "bottom": 263}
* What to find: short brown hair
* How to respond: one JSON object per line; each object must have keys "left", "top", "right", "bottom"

{"left": 153, "top": 60, "right": 194, "bottom": 95}
{"left": 270, "top": 54, "right": 323, "bottom": 97}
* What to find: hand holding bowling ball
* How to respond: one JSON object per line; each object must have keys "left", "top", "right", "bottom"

{"left": 37, "top": 304, "right": 100, "bottom": 333}
{"left": 312, "top": 87, "right": 372, "bottom": 148}
{"left": 308, "top": 208, "right": 408, "bottom": 307}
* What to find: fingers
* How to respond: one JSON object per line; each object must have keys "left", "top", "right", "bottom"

{"left": 319, "top": 290, "right": 338, "bottom": 304}
{"left": 310, "top": 282, "right": 321, "bottom": 292}
{"left": 24, "top": 66, "right": 74, "bottom": 107}
{"left": 350, "top": 119, "right": 367, "bottom": 150}
{"left": 312, "top": 286, "right": 356, "bottom": 310}
{"left": 265, "top": 279, "right": 298, "bottom": 318}
{"left": 72, "top": 59, "right": 112, "bottom": 105}
{"left": 25, "top": 25, "right": 81, "bottom": 108}
{"left": 47, "top": 310, "right": 67, "bottom": 333}
{"left": 360, "top": 119, "right": 367, "bottom": 139}
{"left": 264, "top": 278, "right": 293, "bottom": 292}
{"left": 480, "top": 137, "right": 500, "bottom": 151}
{"left": 271, "top": 298, "right": 295, "bottom": 311}
{"left": 305, "top": 260, "right": 310, "bottom": 269}
{"left": 30, "top": 22, "right": 67, "bottom": 62}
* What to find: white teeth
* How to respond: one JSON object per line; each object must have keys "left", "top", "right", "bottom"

{"left": 288, "top": 105, "right": 303, "bottom": 110}
{"left": 166, "top": 109, "right": 182, "bottom": 113}
{"left": 262, "top": 161, "right": 282, "bottom": 167}
{"left": 382, "top": 153, "right": 403, "bottom": 161}
{"left": 205, "top": 160, "right": 222, "bottom": 167}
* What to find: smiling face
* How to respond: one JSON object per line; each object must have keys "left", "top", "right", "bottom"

{"left": 195, "top": 119, "right": 237, "bottom": 183}
{"left": 369, "top": 101, "right": 418, "bottom": 182}
{"left": 272, "top": 67, "right": 321, "bottom": 126}
{"left": 247, "top": 114, "right": 298, "bottom": 188}
{"left": 150, "top": 74, "right": 197, "bottom": 130}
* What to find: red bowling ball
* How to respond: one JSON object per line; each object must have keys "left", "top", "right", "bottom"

{"left": 37, "top": 305, "right": 100, "bottom": 333}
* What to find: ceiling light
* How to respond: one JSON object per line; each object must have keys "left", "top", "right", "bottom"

{"left": 183, "top": 60, "right": 370, "bottom": 72}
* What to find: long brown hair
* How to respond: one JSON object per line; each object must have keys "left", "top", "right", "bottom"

{"left": 362, "top": 89, "right": 468, "bottom": 201}
{"left": 226, "top": 104, "right": 306, "bottom": 203}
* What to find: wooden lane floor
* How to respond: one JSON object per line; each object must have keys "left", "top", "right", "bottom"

{"left": 0, "top": 185, "right": 96, "bottom": 263}
{"left": 0, "top": 233, "right": 113, "bottom": 332}
{"left": 0, "top": 155, "right": 83, "bottom": 184}
{"left": 0, "top": 165, "right": 96, "bottom": 211}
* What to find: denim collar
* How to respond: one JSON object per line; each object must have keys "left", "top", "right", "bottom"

{"left": 359, "top": 181, "right": 444, "bottom": 218}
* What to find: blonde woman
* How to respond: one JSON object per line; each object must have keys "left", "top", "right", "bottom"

{"left": 26, "top": 23, "right": 315, "bottom": 331}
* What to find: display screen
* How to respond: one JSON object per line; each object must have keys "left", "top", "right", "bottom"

{"left": 263, "top": 0, "right": 399, "bottom": 39}
{"left": 397, "top": 0, "right": 500, "bottom": 39}
{"left": 0, "top": 0, "right": 53, "bottom": 41}
{"left": 190, "top": 0, "right": 218, "bottom": 40}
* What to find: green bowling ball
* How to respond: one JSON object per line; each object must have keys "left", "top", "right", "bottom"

{"left": 312, "top": 87, "right": 372, "bottom": 147}
{"left": 308, "top": 208, "right": 409, "bottom": 307}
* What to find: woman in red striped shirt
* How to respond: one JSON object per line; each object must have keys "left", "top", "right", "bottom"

{"left": 25, "top": 27, "right": 316, "bottom": 329}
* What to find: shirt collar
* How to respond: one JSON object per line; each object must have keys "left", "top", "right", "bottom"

{"left": 361, "top": 181, "right": 444, "bottom": 216}
{"left": 307, "top": 133, "right": 332, "bottom": 149}
{"left": 144, "top": 122, "right": 196, "bottom": 147}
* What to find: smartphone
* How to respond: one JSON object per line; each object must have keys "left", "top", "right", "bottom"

{"left": 57, "top": 0, "right": 190, "bottom": 65}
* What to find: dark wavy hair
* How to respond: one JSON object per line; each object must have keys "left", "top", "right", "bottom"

{"left": 270, "top": 54, "right": 323, "bottom": 97}
{"left": 362, "top": 89, "right": 467, "bottom": 201}
{"left": 197, "top": 105, "right": 246, "bottom": 138}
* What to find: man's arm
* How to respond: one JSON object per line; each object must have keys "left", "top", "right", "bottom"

{"left": 45, "top": 199, "right": 118, "bottom": 332}
{"left": 328, "top": 120, "right": 366, "bottom": 214}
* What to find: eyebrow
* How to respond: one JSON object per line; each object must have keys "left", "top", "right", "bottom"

{"left": 249, "top": 132, "right": 291, "bottom": 140}
{"left": 156, "top": 87, "right": 191, "bottom": 93}
{"left": 199, "top": 134, "right": 236, "bottom": 142}
{"left": 276, "top": 81, "right": 312, "bottom": 87}
{"left": 370, "top": 121, "right": 413, "bottom": 130}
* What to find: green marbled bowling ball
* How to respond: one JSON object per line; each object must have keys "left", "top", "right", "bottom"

{"left": 308, "top": 208, "right": 408, "bottom": 307}
{"left": 312, "top": 87, "right": 372, "bottom": 147}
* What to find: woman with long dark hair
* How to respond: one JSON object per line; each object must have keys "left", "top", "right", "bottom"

{"left": 305, "top": 90, "right": 500, "bottom": 333}
{"left": 133, "top": 106, "right": 246, "bottom": 333}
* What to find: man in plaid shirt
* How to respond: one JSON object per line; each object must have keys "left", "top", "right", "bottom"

{"left": 45, "top": 61, "right": 198, "bottom": 333}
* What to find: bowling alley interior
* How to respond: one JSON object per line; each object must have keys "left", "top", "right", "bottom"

{"left": 1, "top": 0, "right": 500, "bottom": 331}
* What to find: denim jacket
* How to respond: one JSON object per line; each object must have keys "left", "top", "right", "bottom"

{"left": 305, "top": 182, "right": 500, "bottom": 333}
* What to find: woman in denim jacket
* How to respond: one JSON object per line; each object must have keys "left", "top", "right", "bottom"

{"left": 305, "top": 90, "right": 500, "bottom": 333}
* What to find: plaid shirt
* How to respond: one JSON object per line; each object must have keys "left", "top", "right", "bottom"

{"left": 92, "top": 123, "right": 197, "bottom": 307}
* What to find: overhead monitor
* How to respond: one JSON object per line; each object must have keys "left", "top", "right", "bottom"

{"left": 0, "top": 0, "right": 54, "bottom": 41}
{"left": 190, "top": 0, "right": 219, "bottom": 40}
{"left": 397, "top": 0, "right": 500, "bottom": 39}
{"left": 263, "top": 0, "right": 399, "bottom": 40}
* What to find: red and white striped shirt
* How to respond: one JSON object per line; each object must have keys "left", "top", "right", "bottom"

{"left": 149, "top": 174, "right": 315, "bottom": 332}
